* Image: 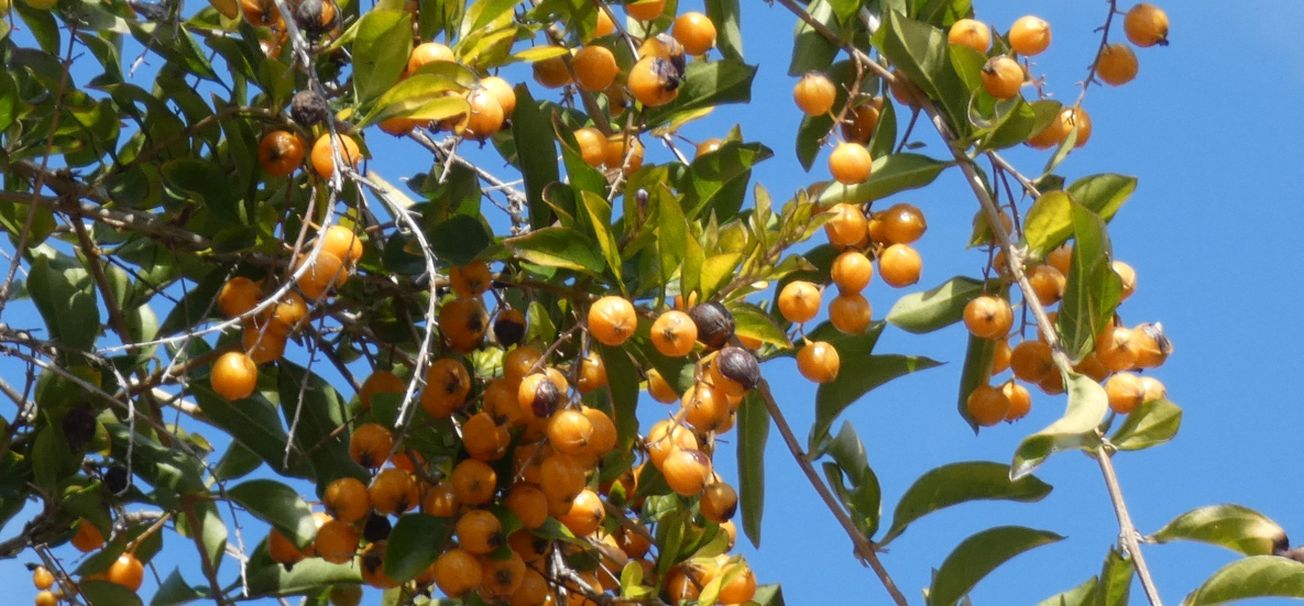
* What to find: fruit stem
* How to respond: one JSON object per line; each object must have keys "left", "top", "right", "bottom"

{"left": 755, "top": 379, "right": 910, "bottom": 606}
{"left": 1095, "top": 445, "right": 1165, "bottom": 605}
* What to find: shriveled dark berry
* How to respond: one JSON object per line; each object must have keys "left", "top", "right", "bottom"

{"left": 716, "top": 346, "right": 760, "bottom": 390}
{"left": 493, "top": 314, "right": 526, "bottom": 348}
{"left": 529, "top": 379, "right": 561, "bottom": 418}
{"left": 62, "top": 405, "right": 97, "bottom": 451}
{"left": 689, "top": 302, "right": 735, "bottom": 349}
{"left": 104, "top": 465, "right": 129, "bottom": 495}
{"left": 363, "top": 512, "right": 392, "bottom": 542}
{"left": 290, "top": 90, "right": 329, "bottom": 128}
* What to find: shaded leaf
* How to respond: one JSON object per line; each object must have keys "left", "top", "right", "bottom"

{"left": 928, "top": 526, "right": 1065, "bottom": 606}
{"left": 1010, "top": 373, "right": 1109, "bottom": 480}
{"left": 954, "top": 333, "right": 996, "bottom": 432}
{"left": 886, "top": 276, "right": 985, "bottom": 334}
{"left": 1111, "top": 399, "right": 1182, "bottom": 451}
{"left": 1184, "top": 556, "right": 1304, "bottom": 606}
{"left": 882, "top": 462, "right": 1052, "bottom": 544}
{"left": 817, "top": 153, "right": 949, "bottom": 205}
{"left": 229, "top": 480, "right": 317, "bottom": 547}
{"left": 385, "top": 514, "right": 454, "bottom": 581}
{"left": 737, "top": 391, "right": 769, "bottom": 548}
{"left": 810, "top": 354, "right": 942, "bottom": 449}
{"left": 1152, "top": 505, "right": 1288, "bottom": 557}
{"left": 506, "top": 226, "right": 606, "bottom": 275}
{"left": 1056, "top": 203, "right": 1122, "bottom": 362}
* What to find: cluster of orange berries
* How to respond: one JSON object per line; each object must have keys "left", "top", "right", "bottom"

{"left": 209, "top": 224, "right": 365, "bottom": 401}
{"left": 791, "top": 72, "right": 879, "bottom": 186}
{"left": 34, "top": 519, "right": 146, "bottom": 604}
{"left": 776, "top": 201, "right": 928, "bottom": 382}
{"left": 963, "top": 245, "right": 1172, "bottom": 426}
{"left": 30, "top": 565, "right": 57, "bottom": 606}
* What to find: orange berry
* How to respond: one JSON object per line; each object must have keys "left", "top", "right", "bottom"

{"left": 991, "top": 338, "right": 1012, "bottom": 374}
{"left": 829, "top": 292, "right": 872, "bottom": 335}
{"left": 240, "top": 324, "right": 283, "bottom": 364}
{"left": 1105, "top": 372, "right": 1146, "bottom": 414}
{"left": 324, "top": 477, "right": 371, "bottom": 523}
{"left": 796, "top": 341, "right": 840, "bottom": 383}
{"left": 421, "top": 481, "right": 460, "bottom": 517}
{"left": 879, "top": 202, "right": 927, "bottom": 245}
{"left": 626, "top": 0, "right": 664, "bottom": 21}
{"left": 576, "top": 352, "right": 608, "bottom": 395}
{"left": 593, "top": 7, "right": 615, "bottom": 38}
{"left": 651, "top": 310, "right": 698, "bottom": 357}
{"left": 1096, "top": 43, "right": 1138, "bottom": 86}
{"left": 573, "top": 45, "right": 619, "bottom": 93}
{"left": 1010, "top": 340, "right": 1054, "bottom": 383}
{"left": 1123, "top": 3, "right": 1168, "bottom": 47}
{"left": 556, "top": 488, "right": 604, "bottom": 536}
{"left": 1113, "top": 260, "right": 1137, "bottom": 300}
{"left": 573, "top": 127, "right": 607, "bottom": 168}
{"left": 793, "top": 72, "right": 837, "bottom": 116}
{"left": 33, "top": 566, "right": 55, "bottom": 590}
{"left": 588, "top": 296, "right": 637, "bottom": 346}
{"left": 547, "top": 409, "right": 596, "bottom": 456}
{"left": 646, "top": 419, "right": 698, "bottom": 469}
{"left": 1027, "top": 264, "right": 1066, "bottom": 305}
{"left": 320, "top": 225, "right": 364, "bottom": 265}
{"left": 295, "top": 251, "right": 349, "bottom": 300}
{"left": 1002, "top": 380, "right": 1032, "bottom": 422}
{"left": 421, "top": 357, "right": 472, "bottom": 418}
{"left": 106, "top": 552, "right": 144, "bottom": 591}
{"left": 438, "top": 296, "right": 488, "bottom": 353}
{"left": 778, "top": 280, "right": 821, "bottom": 324}
{"left": 1046, "top": 244, "right": 1073, "bottom": 276}
{"left": 604, "top": 134, "right": 644, "bottom": 171}
{"left": 841, "top": 98, "right": 883, "bottom": 144}
{"left": 432, "top": 548, "right": 482, "bottom": 597}
{"left": 1008, "top": 16, "right": 1052, "bottom": 56}
{"left": 455, "top": 509, "right": 504, "bottom": 555}
{"left": 309, "top": 133, "right": 361, "bottom": 179}
{"left": 504, "top": 483, "right": 549, "bottom": 529}
{"left": 406, "top": 42, "right": 454, "bottom": 76}
{"left": 628, "top": 56, "right": 681, "bottom": 107}
{"left": 359, "top": 371, "right": 405, "bottom": 411}
{"left": 823, "top": 203, "right": 868, "bottom": 247}
{"left": 947, "top": 18, "right": 991, "bottom": 53}
{"left": 673, "top": 11, "right": 716, "bottom": 56}
{"left": 646, "top": 368, "right": 680, "bottom": 404}
{"left": 878, "top": 244, "right": 922, "bottom": 287}
{"left": 828, "top": 142, "right": 872, "bottom": 185}
{"left": 480, "top": 76, "right": 517, "bottom": 117}
{"left": 700, "top": 481, "right": 738, "bottom": 523}
{"left": 661, "top": 448, "right": 712, "bottom": 496}
{"left": 532, "top": 52, "right": 573, "bottom": 89}
{"left": 450, "top": 458, "right": 498, "bottom": 505}
{"left": 258, "top": 130, "right": 306, "bottom": 177}
{"left": 581, "top": 406, "right": 617, "bottom": 457}
{"left": 315, "top": 518, "right": 360, "bottom": 564}
{"left": 35, "top": 591, "right": 57, "bottom": 606}
{"left": 1095, "top": 326, "right": 1139, "bottom": 372}
{"left": 71, "top": 519, "right": 105, "bottom": 553}
{"left": 831, "top": 250, "right": 874, "bottom": 293}
{"left": 966, "top": 384, "right": 1010, "bottom": 427}
{"left": 980, "top": 56, "right": 1024, "bottom": 99}
{"left": 349, "top": 423, "right": 394, "bottom": 469}
{"left": 963, "top": 295, "right": 1013, "bottom": 340}
{"left": 218, "top": 276, "right": 262, "bottom": 318}
{"left": 211, "top": 351, "right": 258, "bottom": 400}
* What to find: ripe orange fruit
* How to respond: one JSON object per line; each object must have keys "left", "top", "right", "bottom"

{"left": 829, "top": 292, "right": 872, "bottom": 335}
{"left": 557, "top": 488, "right": 605, "bottom": 536}
{"left": 1027, "top": 264, "right": 1066, "bottom": 304}
{"left": 588, "top": 296, "right": 637, "bottom": 346}
{"left": 695, "top": 137, "right": 725, "bottom": 158}
{"left": 547, "top": 409, "right": 595, "bottom": 456}
{"left": 1095, "top": 326, "right": 1139, "bottom": 372}
{"left": 796, "top": 341, "right": 840, "bottom": 383}
{"left": 319, "top": 225, "right": 364, "bottom": 265}
{"left": 33, "top": 565, "right": 55, "bottom": 590}
{"left": 831, "top": 250, "right": 874, "bottom": 293}
{"left": 646, "top": 368, "right": 680, "bottom": 404}
{"left": 502, "top": 345, "right": 542, "bottom": 386}
{"left": 438, "top": 296, "right": 487, "bottom": 352}
{"left": 451, "top": 458, "right": 498, "bottom": 505}
{"left": 682, "top": 382, "right": 730, "bottom": 432}
{"left": 793, "top": 72, "right": 837, "bottom": 116}
{"left": 593, "top": 7, "right": 615, "bottom": 38}
{"left": 241, "top": 323, "right": 285, "bottom": 365}
{"left": 406, "top": 42, "right": 455, "bottom": 76}
{"left": 259, "top": 130, "right": 305, "bottom": 177}
{"left": 323, "top": 476, "right": 370, "bottom": 523}
{"left": 1105, "top": 372, "right": 1146, "bottom": 414}
{"left": 700, "top": 481, "right": 738, "bottom": 523}
{"left": 646, "top": 419, "right": 698, "bottom": 468}
{"left": 295, "top": 251, "right": 348, "bottom": 300}
{"left": 626, "top": 0, "right": 664, "bottom": 20}
{"left": 967, "top": 384, "right": 1010, "bottom": 426}
{"left": 878, "top": 244, "right": 922, "bottom": 287}
{"left": 377, "top": 116, "right": 417, "bottom": 136}
{"left": 71, "top": 518, "right": 105, "bottom": 552}
{"left": 449, "top": 260, "right": 492, "bottom": 298}
{"left": 432, "top": 547, "right": 483, "bottom": 597}
{"left": 480, "top": 76, "right": 517, "bottom": 117}
{"left": 880, "top": 202, "right": 927, "bottom": 245}
{"left": 212, "top": 351, "right": 258, "bottom": 400}
{"left": 628, "top": 56, "right": 681, "bottom": 107}
{"left": 1008, "top": 16, "right": 1052, "bottom": 56}
{"left": 573, "top": 45, "right": 618, "bottom": 92}
{"left": 980, "top": 56, "right": 1024, "bottom": 99}
{"left": 661, "top": 448, "right": 712, "bottom": 496}
{"left": 1132, "top": 322, "right": 1171, "bottom": 369}
{"left": 991, "top": 338, "right": 1012, "bottom": 374}
{"left": 1096, "top": 43, "right": 1138, "bottom": 86}
{"left": 107, "top": 552, "right": 144, "bottom": 591}
{"left": 963, "top": 295, "right": 1013, "bottom": 340}
{"left": 1139, "top": 376, "right": 1166, "bottom": 403}
{"left": 1010, "top": 340, "right": 1054, "bottom": 383}
{"left": 264, "top": 291, "right": 308, "bottom": 335}
{"left": 948, "top": 18, "right": 991, "bottom": 53}
{"left": 218, "top": 276, "right": 261, "bottom": 318}
{"left": 777, "top": 280, "right": 821, "bottom": 324}
{"left": 1124, "top": 3, "right": 1168, "bottom": 47}
{"left": 313, "top": 516, "right": 359, "bottom": 564}
{"left": 651, "top": 310, "right": 698, "bottom": 357}
{"left": 481, "top": 550, "right": 528, "bottom": 597}
{"left": 532, "top": 52, "right": 573, "bottom": 88}
{"left": 518, "top": 369, "right": 565, "bottom": 419}
{"left": 421, "top": 480, "right": 460, "bottom": 517}
{"left": 828, "top": 142, "right": 872, "bottom": 185}
{"left": 841, "top": 98, "right": 883, "bottom": 143}
{"left": 673, "top": 11, "right": 716, "bottom": 55}
{"left": 309, "top": 133, "right": 361, "bottom": 179}
{"left": 1047, "top": 244, "right": 1073, "bottom": 276}
{"left": 604, "top": 134, "right": 644, "bottom": 171}
{"left": 580, "top": 406, "right": 617, "bottom": 457}
{"left": 824, "top": 203, "right": 868, "bottom": 247}
{"left": 572, "top": 126, "right": 607, "bottom": 167}
{"left": 539, "top": 451, "right": 588, "bottom": 504}
{"left": 1002, "top": 380, "right": 1032, "bottom": 422}
{"left": 358, "top": 371, "right": 404, "bottom": 411}
{"left": 454, "top": 509, "right": 504, "bottom": 555}
{"left": 349, "top": 423, "right": 394, "bottom": 469}
{"left": 421, "top": 357, "right": 472, "bottom": 418}
{"left": 35, "top": 591, "right": 57, "bottom": 606}
{"left": 1113, "top": 260, "right": 1137, "bottom": 300}
{"left": 576, "top": 352, "right": 608, "bottom": 394}
{"left": 504, "top": 483, "right": 549, "bottom": 529}
{"left": 463, "top": 412, "right": 509, "bottom": 461}
{"left": 461, "top": 88, "right": 505, "bottom": 140}
{"left": 1028, "top": 107, "right": 1091, "bottom": 149}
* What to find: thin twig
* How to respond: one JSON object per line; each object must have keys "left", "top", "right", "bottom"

{"left": 1096, "top": 445, "right": 1164, "bottom": 605}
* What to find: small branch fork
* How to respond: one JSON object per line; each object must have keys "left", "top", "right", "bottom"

{"left": 770, "top": 1, "right": 1164, "bottom": 603}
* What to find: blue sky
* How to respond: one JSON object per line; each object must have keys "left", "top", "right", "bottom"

{"left": 6, "top": 0, "right": 1304, "bottom": 604}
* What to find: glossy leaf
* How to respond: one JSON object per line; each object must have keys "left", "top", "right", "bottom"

{"left": 351, "top": 10, "right": 413, "bottom": 103}
{"left": 706, "top": 0, "right": 744, "bottom": 60}
{"left": 229, "top": 479, "right": 317, "bottom": 547}
{"left": 729, "top": 302, "right": 792, "bottom": 349}
{"left": 385, "top": 514, "right": 454, "bottom": 581}
{"left": 1057, "top": 203, "right": 1123, "bottom": 362}
{"left": 427, "top": 214, "right": 493, "bottom": 266}
{"left": 810, "top": 354, "right": 942, "bottom": 449}
{"left": 152, "top": 568, "right": 206, "bottom": 605}
{"left": 1022, "top": 190, "right": 1073, "bottom": 259}
{"left": 928, "top": 526, "right": 1065, "bottom": 606}
{"left": 1111, "top": 399, "right": 1182, "bottom": 451}
{"left": 882, "top": 462, "right": 1052, "bottom": 544}
{"left": 1068, "top": 173, "right": 1137, "bottom": 223}
{"left": 1010, "top": 373, "right": 1109, "bottom": 480}
{"left": 27, "top": 253, "right": 98, "bottom": 352}
{"left": 788, "top": 0, "right": 839, "bottom": 75}
{"left": 506, "top": 226, "right": 606, "bottom": 275}
{"left": 955, "top": 333, "right": 996, "bottom": 432}
{"left": 1183, "top": 556, "right": 1304, "bottom": 606}
{"left": 818, "top": 153, "right": 949, "bottom": 205}
{"left": 873, "top": 10, "right": 970, "bottom": 132}
{"left": 1152, "top": 504, "right": 1288, "bottom": 557}
{"left": 510, "top": 85, "right": 561, "bottom": 229}
{"left": 644, "top": 59, "right": 758, "bottom": 124}
{"left": 277, "top": 362, "right": 369, "bottom": 488}
{"left": 1097, "top": 547, "right": 1134, "bottom": 606}
{"left": 737, "top": 390, "right": 770, "bottom": 548}
{"left": 822, "top": 422, "right": 882, "bottom": 537}
{"left": 190, "top": 384, "right": 312, "bottom": 479}
{"left": 886, "top": 276, "right": 986, "bottom": 334}
{"left": 246, "top": 557, "right": 362, "bottom": 596}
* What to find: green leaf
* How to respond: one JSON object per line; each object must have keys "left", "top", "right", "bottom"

{"left": 163, "top": 158, "right": 238, "bottom": 221}
{"left": 229, "top": 480, "right": 317, "bottom": 547}
{"left": 361, "top": 75, "right": 469, "bottom": 126}
{"left": 277, "top": 362, "right": 369, "bottom": 488}
{"left": 152, "top": 568, "right": 206, "bottom": 605}
{"left": 789, "top": 0, "right": 838, "bottom": 75}
{"left": 1151, "top": 505, "right": 1288, "bottom": 557}
{"left": 179, "top": 499, "right": 227, "bottom": 573}
{"left": 427, "top": 214, "right": 493, "bottom": 266}
{"left": 644, "top": 59, "right": 758, "bottom": 124}
{"left": 705, "top": 0, "right": 743, "bottom": 60}
{"left": 1035, "top": 577, "right": 1098, "bottom": 606}
{"left": 1110, "top": 399, "right": 1182, "bottom": 451}
{"left": 385, "top": 514, "right": 454, "bottom": 581}
{"left": 351, "top": 10, "right": 413, "bottom": 103}
{"left": 881, "top": 462, "right": 1052, "bottom": 545}
{"left": 579, "top": 192, "right": 622, "bottom": 286}
{"left": 728, "top": 302, "right": 791, "bottom": 349}
{"left": 15, "top": 1, "right": 59, "bottom": 54}
{"left": 683, "top": 141, "right": 772, "bottom": 220}
{"left": 1056, "top": 203, "right": 1122, "bottom": 362}
{"left": 886, "top": 276, "right": 985, "bottom": 334}
{"left": 506, "top": 226, "right": 606, "bottom": 275}
{"left": 596, "top": 344, "right": 640, "bottom": 449}
{"left": 27, "top": 254, "right": 98, "bottom": 353}
{"left": 873, "top": 10, "right": 970, "bottom": 133}
{"left": 1010, "top": 373, "right": 1109, "bottom": 480}
{"left": 737, "top": 390, "right": 769, "bottom": 548}
{"left": 81, "top": 580, "right": 145, "bottom": 606}
{"left": 822, "top": 422, "right": 881, "bottom": 537}
{"left": 810, "top": 354, "right": 942, "bottom": 449}
{"left": 928, "top": 526, "right": 1065, "bottom": 606}
{"left": 1022, "top": 190, "right": 1073, "bottom": 259}
{"left": 977, "top": 98, "right": 1043, "bottom": 151}
{"left": 213, "top": 441, "right": 263, "bottom": 482}
{"left": 1097, "top": 547, "right": 1134, "bottom": 606}
{"left": 510, "top": 85, "right": 561, "bottom": 229}
{"left": 955, "top": 333, "right": 996, "bottom": 431}
{"left": 1068, "top": 173, "right": 1137, "bottom": 223}
{"left": 817, "top": 153, "right": 949, "bottom": 205}
{"left": 189, "top": 384, "right": 313, "bottom": 479}
{"left": 753, "top": 584, "right": 787, "bottom": 606}
{"left": 1183, "top": 556, "right": 1304, "bottom": 606}
{"left": 246, "top": 557, "right": 362, "bottom": 596}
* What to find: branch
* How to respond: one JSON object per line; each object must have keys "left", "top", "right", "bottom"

{"left": 1096, "top": 445, "right": 1164, "bottom": 605}
{"left": 754, "top": 379, "right": 909, "bottom": 606}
